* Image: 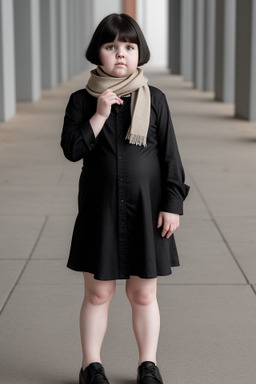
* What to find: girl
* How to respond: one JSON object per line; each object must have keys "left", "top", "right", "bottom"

{"left": 61, "top": 13, "right": 189, "bottom": 384}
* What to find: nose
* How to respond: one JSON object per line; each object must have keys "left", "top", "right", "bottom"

{"left": 116, "top": 48, "right": 125, "bottom": 58}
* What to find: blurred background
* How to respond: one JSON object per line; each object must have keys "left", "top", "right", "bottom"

{"left": 1, "top": 0, "right": 255, "bottom": 122}
{"left": 1, "top": 1, "right": 256, "bottom": 383}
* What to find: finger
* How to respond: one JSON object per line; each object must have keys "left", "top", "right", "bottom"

{"left": 166, "top": 223, "right": 179, "bottom": 238}
{"left": 166, "top": 229, "right": 173, "bottom": 239}
{"left": 102, "top": 90, "right": 123, "bottom": 104}
{"left": 114, "top": 96, "right": 123, "bottom": 105}
{"left": 112, "top": 93, "right": 123, "bottom": 105}
{"left": 104, "top": 96, "right": 123, "bottom": 106}
{"left": 157, "top": 214, "right": 163, "bottom": 228}
{"left": 161, "top": 225, "right": 169, "bottom": 238}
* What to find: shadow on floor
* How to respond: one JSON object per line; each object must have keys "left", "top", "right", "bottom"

{"left": 113, "top": 379, "right": 135, "bottom": 384}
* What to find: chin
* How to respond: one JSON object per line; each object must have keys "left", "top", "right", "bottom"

{"left": 112, "top": 71, "right": 129, "bottom": 77}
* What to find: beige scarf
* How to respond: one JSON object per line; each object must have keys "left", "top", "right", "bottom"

{"left": 86, "top": 67, "right": 150, "bottom": 146}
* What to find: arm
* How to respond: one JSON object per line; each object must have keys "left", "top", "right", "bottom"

{"left": 61, "top": 90, "right": 123, "bottom": 162}
{"left": 156, "top": 93, "right": 190, "bottom": 237}
{"left": 61, "top": 92, "right": 96, "bottom": 162}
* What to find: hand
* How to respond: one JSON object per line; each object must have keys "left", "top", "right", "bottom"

{"left": 157, "top": 211, "right": 180, "bottom": 239}
{"left": 96, "top": 89, "right": 123, "bottom": 119}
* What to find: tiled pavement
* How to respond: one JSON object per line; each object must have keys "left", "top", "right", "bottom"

{"left": 0, "top": 69, "right": 256, "bottom": 384}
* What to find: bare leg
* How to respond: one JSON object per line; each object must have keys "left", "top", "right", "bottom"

{"left": 126, "top": 276, "right": 160, "bottom": 365}
{"left": 80, "top": 272, "right": 116, "bottom": 369}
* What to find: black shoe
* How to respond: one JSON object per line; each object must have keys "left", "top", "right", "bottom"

{"left": 137, "top": 361, "right": 163, "bottom": 384}
{"left": 79, "top": 362, "right": 110, "bottom": 384}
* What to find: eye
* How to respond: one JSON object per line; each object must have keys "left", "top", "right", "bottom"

{"left": 106, "top": 45, "right": 115, "bottom": 50}
{"left": 126, "top": 45, "right": 134, "bottom": 51}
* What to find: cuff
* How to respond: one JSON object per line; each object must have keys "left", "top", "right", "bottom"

{"left": 161, "top": 199, "right": 184, "bottom": 215}
{"left": 80, "top": 121, "right": 97, "bottom": 151}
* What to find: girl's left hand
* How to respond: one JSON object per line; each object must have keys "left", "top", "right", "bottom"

{"left": 157, "top": 211, "right": 180, "bottom": 238}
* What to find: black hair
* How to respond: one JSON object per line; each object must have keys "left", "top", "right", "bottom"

{"left": 86, "top": 13, "right": 150, "bottom": 66}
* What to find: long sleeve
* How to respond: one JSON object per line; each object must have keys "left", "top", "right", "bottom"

{"left": 60, "top": 91, "right": 97, "bottom": 162}
{"left": 156, "top": 93, "right": 190, "bottom": 214}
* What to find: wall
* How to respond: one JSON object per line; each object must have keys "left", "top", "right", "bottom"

{"left": 137, "top": 0, "right": 168, "bottom": 70}
{"left": 92, "top": 0, "right": 122, "bottom": 28}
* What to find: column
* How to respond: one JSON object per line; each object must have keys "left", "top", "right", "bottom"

{"left": 181, "top": 0, "right": 194, "bottom": 82}
{"left": 40, "top": 0, "right": 58, "bottom": 88}
{"left": 73, "top": 0, "right": 80, "bottom": 75}
{"left": 168, "top": 0, "right": 181, "bottom": 74}
{"left": 57, "top": 0, "right": 68, "bottom": 83}
{"left": 0, "top": 0, "right": 16, "bottom": 121}
{"left": 214, "top": 0, "right": 236, "bottom": 102}
{"left": 193, "top": 0, "right": 204, "bottom": 89}
{"left": 84, "top": 0, "right": 93, "bottom": 51}
{"left": 136, "top": 0, "right": 168, "bottom": 69}
{"left": 75, "top": 0, "right": 84, "bottom": 74}
{"left": 67, "top": 0, "right": 75, "bottom": 78}
{"left": 92, "top": 0, "right": 122, "bottom": 26}
{"left": 79, "top": 0, "right": 90, "bottom": 71}
{"left": 203, "top": 0, "right": 216, "bottom": 91}
{"left": 235, "top": 0, "right": 256, "bottom": 120}
{"left": 14, "top": 0, "right": 41, "bottom": 101}
{"left": 123, "top": 0, "right": 136, "bottom": 18}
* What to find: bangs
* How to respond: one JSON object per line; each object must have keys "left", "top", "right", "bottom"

{"left": 100, "top": 18, "right": 139, "bottom": 45}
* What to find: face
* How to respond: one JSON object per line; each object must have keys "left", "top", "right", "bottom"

{"left": 99, "top": 39, "right": 139, "bottom": 77}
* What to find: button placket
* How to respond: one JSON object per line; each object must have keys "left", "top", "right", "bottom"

{"left": 116, "top": 111, "right": 128, "bottom": 277}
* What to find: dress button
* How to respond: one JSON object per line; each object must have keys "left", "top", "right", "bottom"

{"left": 118, "top": 155, "right": 123, "bottom": 160}
{"left": 120, "top": 177, "right": 124, "bottom": 182}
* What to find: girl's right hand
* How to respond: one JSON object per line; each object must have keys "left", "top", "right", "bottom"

{"left": 89, "top": 90, "right": 123, "bottom": 138}
{"left": 96, "top": 89, "right": 123, "bottom": 119}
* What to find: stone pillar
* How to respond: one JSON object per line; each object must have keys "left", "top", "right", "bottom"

{"left": 123, "top": 0, "right": 136, "bottom": 18}
{"left": 57, "top": 0, "right": 68, "bottom": 83}
{"left": 84, "top": 0, "right": 93, "bottom": 47}
{"left": 92, "top": 0, "right": 122, "bottom": 26}
{"left": 73, "top": 0, "right": 80, "bottom": 75}
{"left": 203, "top": 0, "right": 216, "bottom": 91}
{"left": 136, "top": 0, "right": 168, "bottom": 69}
{"left": 0, "top": 0, "right": 16, "bottom": 121}
{"left": 181, "top": 0, "right": 194, "bottom": 82}
{"left": 67, "top": 0, "right": 75, "bottom": 78}
{"left": 193, "top": 0, "right": 204, "bottom": 89}
{"left": 79, "top": 0, "right": 89, "bottom": 71}
{"left": 168, "top": 0, "right": 181, "bottom": 74}
{"left": 40, "top": 0, "right": 58, "bottom": 88}
{"left": 13, "top": 0, "right": 41, "bottom": 101}
{"left": 235, "top": 0, "right": 256, "bottom": 120}
{"left": 214, "top": 0, "right": 236, "bottom": 102}
{"left": 75, "top": 0, "right": 84, "bottom": 73}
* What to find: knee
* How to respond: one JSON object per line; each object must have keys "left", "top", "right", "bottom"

{"left": 126, "top": 286, "right": 156, "bottom": 306}
{"left": 86, "top": 286, "right": 115, "bottom": 306}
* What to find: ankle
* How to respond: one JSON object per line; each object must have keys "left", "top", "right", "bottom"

{"left": 138, "top": 358, "right": 157, "bottom": 366}
{"left": 82, "top": 359, "right": 102, "bottom": 370}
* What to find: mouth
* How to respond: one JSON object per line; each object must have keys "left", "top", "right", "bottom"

{"left": 115, "top": 62, "right": 126, "bottom": 66}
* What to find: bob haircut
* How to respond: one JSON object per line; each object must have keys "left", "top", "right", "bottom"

{"left": 86, "top": 13, "right": 150, "bottom": 66}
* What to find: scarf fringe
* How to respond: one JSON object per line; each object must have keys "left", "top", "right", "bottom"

{"left": 125, "top": 132, "right": 147, "bottom": 147}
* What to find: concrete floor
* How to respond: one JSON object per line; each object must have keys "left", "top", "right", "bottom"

{"left": 0, "top": 70, "right": 256, "bottom": 384}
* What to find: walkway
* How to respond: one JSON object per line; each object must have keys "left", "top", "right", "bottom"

{"left": 0, "top": 70, "right": 256, "bottom": 384}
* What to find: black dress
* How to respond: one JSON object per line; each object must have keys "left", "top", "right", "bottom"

{"left": 61, "top": 85, "right": 189, "bottom": 280}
